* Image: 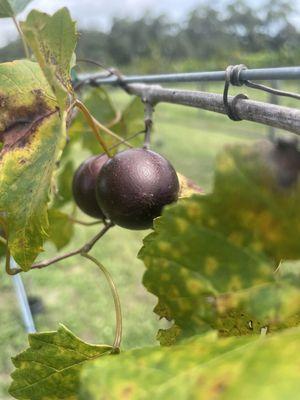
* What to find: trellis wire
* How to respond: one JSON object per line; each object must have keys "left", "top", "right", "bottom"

{"left": 79, "top": 66, "right": 300, "bottom": 85}
{"left": 77, "top": 65, "right": 300, "bottom": 135}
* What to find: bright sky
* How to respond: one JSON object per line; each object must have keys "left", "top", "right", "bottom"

{"left": 0, "top": 0, "right": 299, "bottom": 47}
{"left": 0, "top": 0, "right": 204, "bottom": 46}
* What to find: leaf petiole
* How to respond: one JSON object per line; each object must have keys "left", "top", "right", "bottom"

{"left": 68, "top": 216, "right": 103, "bottom": 226}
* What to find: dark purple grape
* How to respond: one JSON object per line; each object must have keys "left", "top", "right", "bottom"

{"left": 72, "top": 154, "right": 109, "bottom": 219}
{"left": 96, "top": 148, "right": 179, "bottom": 229}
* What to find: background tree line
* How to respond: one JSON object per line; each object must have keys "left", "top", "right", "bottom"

{"left": 0, "top": 0, "right": 298, "bottom": 72}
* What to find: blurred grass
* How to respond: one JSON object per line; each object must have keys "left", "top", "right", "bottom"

{"left": 0, "top": 82, "right": 298, "bottom": 398}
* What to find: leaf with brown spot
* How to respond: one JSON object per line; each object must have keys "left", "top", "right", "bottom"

{"left": 0, "top": 60, "right": 66, "bottom": 270}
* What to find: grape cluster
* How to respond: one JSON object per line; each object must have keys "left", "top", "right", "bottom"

{"left": 72, "top": 148, "right": 179, "bottom": 230}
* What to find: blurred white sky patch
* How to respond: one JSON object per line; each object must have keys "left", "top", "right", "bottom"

{"left": 0, "top": 0, "right": 202, "bottom": 46}
{"left": 0, "top": 0, "right": 299, "bottom": 47}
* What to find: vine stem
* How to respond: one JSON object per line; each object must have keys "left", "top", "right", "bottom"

{"left": 68, "top": 216, "right": 103, "bottom": 226}
{"left": 12, "top": 16, "right": 29, "bottom": 59}
{"left": 75, "top": 100, "right": 112, "bottom": 157}
{"left": 143, "top": 101, "right": 153, "bottom": 149}
{"left": 81, "top": 253, "right": 122, "bottom": 352}
{"left": 9, "top": 222, "right": 114, "bottom": 275}
{"left": 76, "top": 58, "right": 114, "bottom": 76}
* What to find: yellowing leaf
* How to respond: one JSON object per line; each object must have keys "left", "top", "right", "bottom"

{"left": 214, "top": 275, "right": 300, "bottom": 333}
{"left": 20, "top": 8, "right": 77, "bottom": 109}
{"left": 80, "top": 328, "right": 300, "bottom": 400}
{"left": 0, "top": 60, "right": 66, "bottom": 270}
{"left": 177, "top": 172, "right": 204, "bottom": 198}
{"left": 140, "top": 141, "right": 300, "bottom": 341}
{"left": 9, "top": 324, "right": 112, "bottom": 400}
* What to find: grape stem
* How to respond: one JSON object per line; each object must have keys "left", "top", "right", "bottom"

{"left": 8, "top": 222, "right": 114, "bottom": 275}
{"left": 75, "top": 100, "right": 112, "bottom": 157}
{"left": 76, "top": 58, "right": 115, "bottom": 76}
{"left": 68, "top": 216, "right": 103, "bottom": 226}
{"left": 12, "top": 16, "right": 29, "bottom": 59}
{"left": 108, "top": 129, "right": 145, "bottom": 151}
{"left": 81, "top": 253, "right": 122, "bottom": 352}
{"left": 74, "top": 59, "right": 114, "bottom": 91}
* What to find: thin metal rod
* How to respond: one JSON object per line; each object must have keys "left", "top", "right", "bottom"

{"left": 126, "top": 84, "right": 300, "bottom": 135}
{"left": 79, "top": 66, "right": 300, "bottom": 86}
{"left": 11, "top": 259, "right": 36, "bottom": 334}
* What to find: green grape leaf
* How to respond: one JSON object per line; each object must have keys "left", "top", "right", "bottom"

{"left": 9, "top": 324, "right": 112, "bottom": 400}
{"left": 0, "top": 0, "right": 33, "bottom": 18}
{"left": 53, "top": 158, "right": 74, "bottom": 207}
{"left": 52, "top": 140, "right": 75, "bottom": 207}
{"left": 70, "top": 87, "right": 118, "bottom": 154}
{"left": 113, "top": 96, "right": 145, "bottom": 147}
{"left": 0, "top": 60, "right": 66, "bottom": 270}
{"left": 156, "top": 324, "right": 183, "bottom": 346}
{"left": 80, "top": 328, "right": 300, "bottom": 400}
{"left": 139, "top": 141, "right": 300, "bottom": 340}
{"left": 20, "top": 8, "right": 77, "bottom": 109}
{"left": 47, "top": 208, "right": 74, "bottom": 250}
